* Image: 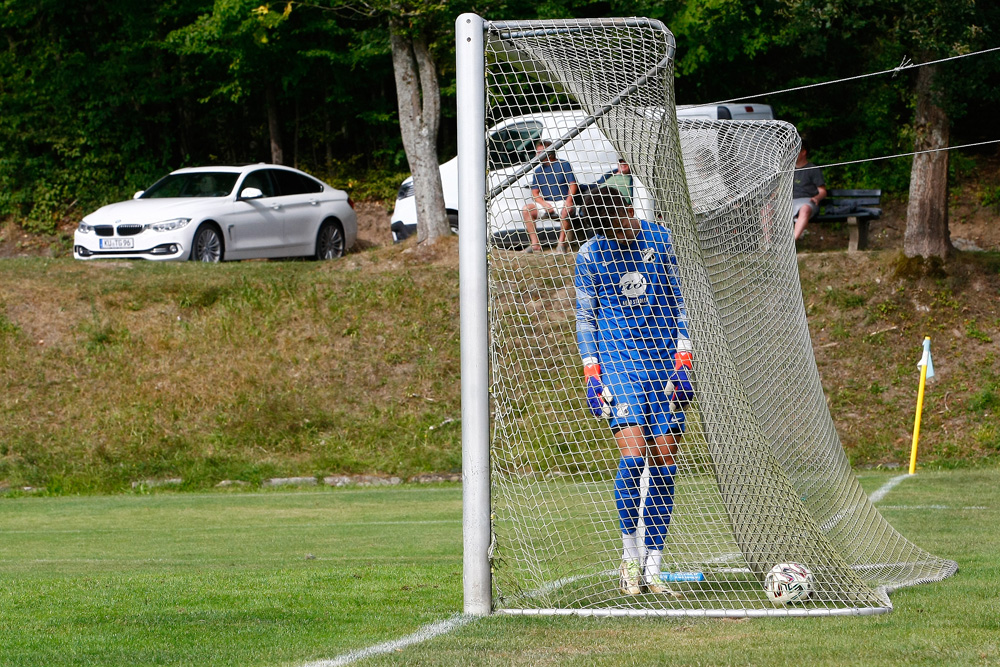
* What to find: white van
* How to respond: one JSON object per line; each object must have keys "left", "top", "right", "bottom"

{"left": 676, "top": 102, "right": 775, "bottom": 121}
{"left": 389, "top": 103, "right": 775, "bottom": 244}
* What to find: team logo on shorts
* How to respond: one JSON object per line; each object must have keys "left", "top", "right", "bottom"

{"left": 619, "top": 271, "right": 647, "bottom": 299}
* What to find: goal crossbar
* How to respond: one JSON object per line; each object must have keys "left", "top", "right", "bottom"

{"left": 487, "top": 32, "right": 674, "bottom": 199}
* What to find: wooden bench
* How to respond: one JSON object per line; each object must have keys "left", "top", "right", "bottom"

{"left": 813, "top": 189, "right": 882, "bottom": 251}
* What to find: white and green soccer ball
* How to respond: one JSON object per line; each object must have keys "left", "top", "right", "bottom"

{"left": 764, "top": 562, "right": 814, "bottom": 605}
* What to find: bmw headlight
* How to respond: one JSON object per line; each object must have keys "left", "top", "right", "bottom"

{"left": 77, "top": 221, "right": 95, "bottom": 234}
{"left": 149, "top": 218, "right": 192, "bottom": 232}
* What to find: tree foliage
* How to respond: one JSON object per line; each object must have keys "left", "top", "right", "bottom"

{"left": 0, "top": 0, "right": 997, "bottom": 245}
{"left": 0, "top": 0, "right": 399, "bottom": 226}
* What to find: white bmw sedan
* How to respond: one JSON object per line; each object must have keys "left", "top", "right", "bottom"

{"left": 74, "top": 164, "right": 357, "bottom": 262}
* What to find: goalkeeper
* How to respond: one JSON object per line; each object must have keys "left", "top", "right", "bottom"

{"left": 574, "top": 186, "right": 693, "bottom": 597}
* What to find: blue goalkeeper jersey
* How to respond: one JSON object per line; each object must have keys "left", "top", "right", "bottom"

{"left": 575, "top": 219, "right": 689, "bottom": 372}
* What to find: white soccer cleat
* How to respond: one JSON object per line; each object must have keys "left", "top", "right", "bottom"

{"left": 619, "top": 559, "right": 642, "bottom": 595}
{"left": 644, "top": 571, "right": 685, "bottom": 598}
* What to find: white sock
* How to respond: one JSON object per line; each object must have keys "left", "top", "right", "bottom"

{"left": 645, "top": 549, "right": 663, "bottom": 578}
{"left": 622, "top": 532, "right": 640, "bottom": 562}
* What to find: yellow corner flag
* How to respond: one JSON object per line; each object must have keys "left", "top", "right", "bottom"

{"left": 909, "top": 337, "right": 934, "bottom": 474}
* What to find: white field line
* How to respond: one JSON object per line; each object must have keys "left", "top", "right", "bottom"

{"left": 299, "top": 565, "right": 604, "bottom": 666}
{"left": 820, "top": 474, "right": 914, "bottom": 533}
{"left": 868, "top": 473, "right": 911, "bottom": 503}
{"left": 525, "top": 571, "right": 611, "bottom": 598}
{"left": 296, "top": 472, "right": 926, "bottom": 666}
{"left": 819, "top": 504, "right": 863, "bottom": 533}
{"left": 653, "top": 475, "right": 923, "bottom": 567}
{"left": 702, "top": 552, "right": 744, "bottom": 565}
{"left": 299, "top": 614, "right": 474, "bottom": 667}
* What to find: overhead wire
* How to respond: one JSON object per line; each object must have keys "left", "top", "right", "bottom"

{"left": 709, "top": 45, "right": 1000, "bottom": 107}
{"left": 777, "top": 139, "right": 1000, "bottom": 174}
{"left": 701, "top": 45, "right": 1000, "bottom": 170}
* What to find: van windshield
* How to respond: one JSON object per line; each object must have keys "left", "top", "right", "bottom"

{"left": 488, "top": 121, "right": 544, "bottom": 169}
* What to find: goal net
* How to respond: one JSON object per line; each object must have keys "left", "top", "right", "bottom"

{"left": 459, "top": 15, "right": 957, "bottom": 616}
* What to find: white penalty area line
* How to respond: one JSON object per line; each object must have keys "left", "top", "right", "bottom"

{"left": 301, "top": 568, "right": 597, "bottom": 665}
{"left": 299, "top": 614, "right": 474, "bottom": 667}
{"left": 296, "top": 473, "right": 923, "bottom": 665}
{"left": 869, "top": 473, "right": 911, "bottom": 504}
{"left": 821, "top": 473, "right": 912, "bottom": 533}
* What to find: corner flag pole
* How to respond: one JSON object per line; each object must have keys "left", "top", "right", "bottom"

{"left": 908, "top": 337, "right": 934, "bottom": 475}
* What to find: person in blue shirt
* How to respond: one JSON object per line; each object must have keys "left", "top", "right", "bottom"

{"left": 574, "top": 186, "right": 693, "bottom": 597}
{"left": 521, "top": 140, "right": 578, "bottom": 254}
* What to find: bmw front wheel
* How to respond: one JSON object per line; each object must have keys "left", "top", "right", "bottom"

{"left": 191, "top": 224, "right": 223, "bottom": 262}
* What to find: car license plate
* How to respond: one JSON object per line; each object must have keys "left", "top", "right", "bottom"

{"left": 99, "top": 238, "right": 134, "bottom": 249}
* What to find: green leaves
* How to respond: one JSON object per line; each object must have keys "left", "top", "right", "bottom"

{"left": 1, "top": 0, "right": 998, "bottom": 232}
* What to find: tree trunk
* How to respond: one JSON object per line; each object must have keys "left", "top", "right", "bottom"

{"left": 266, "top": 83, "right": 284, "bottom": 165}
{"left": 904, "top": 64, "right": 952, "bottom": 259}
{"left": 293, "top": 92, "right": 300, "bottom": 169}
{"left": 389, "top": 17, "right": 448, "bottom": 244}
{"left": 324, "top": 96, "right": 333, "bottom": 170}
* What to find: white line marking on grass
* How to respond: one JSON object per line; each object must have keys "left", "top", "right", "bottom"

{"left": 526, "top": 571, "right": 615, "bottom": 598}
{"left": 819, "top": 505, "right": 860, "bottom": 533}
{"left": 869, "top": 473, "right": 911, "bottom": 503}
{"left": 306, "top": 570, "right": 610, "bottom": 666}
{"left": 296, "top": 474, "right": 923, "bottom": 666}
{"left": 821, "top": 474, "right": 913, "bottom": 532}
{"left": 876, "top": 505, "right": 987, "bottom": 510}
{"left": 299, "top": 614, "right": 474, "bottom": 667}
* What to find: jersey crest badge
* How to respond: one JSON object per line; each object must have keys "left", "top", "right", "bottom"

{"left": 619, "top": 271, "right": 647, "bottom": 299}
{"left": 641, "top": 247, "right": 655, "bottom": 263}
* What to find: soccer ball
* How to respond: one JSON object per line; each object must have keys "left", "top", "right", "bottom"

{"left": 764, "top": 562, "right": 814, "bottom": 605}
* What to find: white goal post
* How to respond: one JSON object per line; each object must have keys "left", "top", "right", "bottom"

{"left": 457, "top": 13, "right": 956, "bottom": 617}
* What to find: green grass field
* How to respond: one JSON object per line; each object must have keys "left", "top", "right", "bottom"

{"left": 1, "top": 469, "right": 997, "bottom": 666}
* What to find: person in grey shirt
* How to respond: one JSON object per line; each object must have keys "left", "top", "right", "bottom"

{"left": 792, "top": 138, "right": 826, "bottom": 240}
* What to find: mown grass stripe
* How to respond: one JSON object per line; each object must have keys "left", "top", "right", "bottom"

{"left": 0, "top": 519, "right": 459, "bottom": 535}
{"left": 875, "top": 505, "right": 987, "bottom": 510}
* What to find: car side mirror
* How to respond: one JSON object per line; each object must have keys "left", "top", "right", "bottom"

{"left": 133, "top": 191, "right": 144, "bottom": 199}
{"left": 239, "top": 187, "right": 264, "bottom": 200}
